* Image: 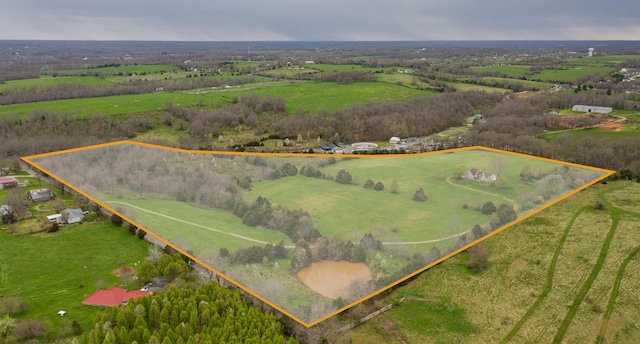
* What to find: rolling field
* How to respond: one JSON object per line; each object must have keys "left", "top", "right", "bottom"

{"left": 25, "top": 142, "right": 611, "bottom": 326}
{"left": 337, "top": 180, "right": 640, "bottom": 343}
{"left": 103, "top": 198, "right": 293, "bottom": 254}
{"left": 470, "top": 65, "right": 531, "bottom": 78}
{"left": 530, "top": 68, "right": 610, "bottom": 82}
{"left": 0, "top": 222, "right": 149, "bottom": 332}
{"left": 0, "top": 79, "right": 430, "bottom": 118}
{"left": 544, "top": 124, "right": 640, "bottom": 143}
{"left": 246, "top": 150, "right": 577, "bottom": 244}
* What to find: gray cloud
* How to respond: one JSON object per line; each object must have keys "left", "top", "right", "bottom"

{"left": 1, "top": 0, "right": 639, "bottom": 40}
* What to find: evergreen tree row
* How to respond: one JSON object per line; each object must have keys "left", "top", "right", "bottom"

{"left": 84, "top": 283, "right": 298, "bottom": 344}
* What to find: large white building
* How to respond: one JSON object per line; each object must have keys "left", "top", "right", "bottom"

{"left": 571, "top": 105, "right": 612, "bottom": 114}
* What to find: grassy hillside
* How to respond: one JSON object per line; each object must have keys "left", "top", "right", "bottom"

{"left": 336, "top": 180, "right": 640, "bottom": 343}
{"left": 0, "top": 222, "right": 149, "bottom": 332}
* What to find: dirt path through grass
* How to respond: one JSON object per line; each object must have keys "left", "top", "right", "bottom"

{"left": 445, "top": 176, "right": 515, "bottom": 204}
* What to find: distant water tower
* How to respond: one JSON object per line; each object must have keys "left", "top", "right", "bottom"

{"left": 588, "top": 48, "right": 595, "bottom": 57}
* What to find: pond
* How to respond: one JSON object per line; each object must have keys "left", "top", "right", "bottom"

{"left": 297, "top": 260, "right": 371, "bottom": 300}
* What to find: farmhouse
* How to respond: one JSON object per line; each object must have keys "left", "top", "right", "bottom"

{"left": 47, "top": 208, "right": 86, "bottom": 224}
{"left": 82, "top": 287, "right": 149, "bottom": 307}
{"left": 464, "top": 168, "right": 497, "bottom": 182}
{"left": 28, "top": 188, "right": 53, "bottom": 202}
{"left": 571, "top": 105, "right": 613, "bottom": 114}
{"left": 0, "top": 177, "right": 18, "bottom": 190}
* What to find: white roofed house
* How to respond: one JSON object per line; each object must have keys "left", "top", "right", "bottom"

{"left": 464, "top": 168, "right": 497, "bottom": 182}
{"left": 61, "top": 208, "right": 85, "bottom": 224}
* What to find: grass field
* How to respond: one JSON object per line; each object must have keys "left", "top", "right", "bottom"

{"left": 470, "top": 65, "right": 531, "bottom": 78}
{"left": 25, "top": 143, "right": 610, "bottom": 326}
{"left": 0, "top": 80, "right": 430, "bottom": 118}
{"left": 337, "top": 180, "right": 640, "bottom": 343}
{"left": 246, "top": 150, "right": 577, "bottom": 244}
{"left": 102, "top": 198, "right": 293, "bottom": 254}
{"left": 0, "top": 221, "right": 149, "bottom": 333}
{"left": 0, "top": 75, "right": 115, "bottom": 91}
{"left": 530, "top": 67, "right": 611, "bottom": 82}
{"left": 543, "top": 124, "right": 640, "bottom": 142}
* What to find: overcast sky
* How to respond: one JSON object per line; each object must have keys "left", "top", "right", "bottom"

{"left": 2, "top": 0, "right": 639, "bottom": 41}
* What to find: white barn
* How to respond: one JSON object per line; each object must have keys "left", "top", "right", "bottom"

{"left": 571, "top": 105, "right": 613, "bottom": 114}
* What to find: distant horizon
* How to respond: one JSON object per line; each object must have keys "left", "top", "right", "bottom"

{"left": 2, "top": 39, "right": 640, "bottom": 42}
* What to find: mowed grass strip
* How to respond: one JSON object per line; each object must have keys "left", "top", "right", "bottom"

{"left": 105, "top": 198, "right": 292, "bottom": 255}
{"left": 0, "top": 222, "right": 149, "bottom": 331}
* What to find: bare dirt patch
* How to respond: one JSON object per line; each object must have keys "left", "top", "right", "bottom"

{"left": 598, "top": 123, "right": 623, "bottom": 131}
{"left": 113, "top": 266, "right": 136, "bottom": 277}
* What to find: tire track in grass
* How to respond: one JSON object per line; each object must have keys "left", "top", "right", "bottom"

{"left": 595, "top": 206, "right": 640, "bottom": 343}
{"left": 595, "top": 243, "right": 640, "bottom": 343}
{"left": 501, "top": 206, "right": 588, "bottom": 344}
{"left": 552, "top": 195, "right": 619, "bottom": 344}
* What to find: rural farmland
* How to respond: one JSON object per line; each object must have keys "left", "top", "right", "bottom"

{"left": 23, "top": 141, "right": 611, "bottom": 326}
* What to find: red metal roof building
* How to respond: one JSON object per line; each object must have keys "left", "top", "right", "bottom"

{"left": 82, "top": 287, "right": 149, "bottom": 306}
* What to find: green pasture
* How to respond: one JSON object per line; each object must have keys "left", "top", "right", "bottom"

{"left": 247, "top": 150, "right": 599, "bottom": 243}
{"left": 0, "top": 222, "right": 149, "bottom": 332}
{"left": 0, "top": 92, "right": 221, "bottom": 117}
{"left": 476, "top": 76, "right": 553, "bottom": 89}
{"left": 217, "top": 80, "right": 431, "bottom": 114}
{"left": 0, "top": 75, "right": 114, "bottom": 92}
{"left": 470, "top": 65, "right": 531, "bottom": 78}
{"left": 530, "top": 67, "right": 611, "bottom": 82}
{"left": 0, "top": 79, "right": 430, "bottom": 117}
{"left": 570, "top": 55, "right": 640, "bottom": 64}
{"left": 449, "top": 82, "right": 509, "bottom": 93}
{"left": 101, "top": 198, "right": 292, "bottom": 255}
{"left": 55, "top": 64, "right": 178, "bottom": 76}
{"left": 544, "top": 124, "right": 640, "bottom": 142}
{"left": 377, "top": 73, "right": 430, "bottom": 89}
{"left": 306, "top": 64, "right": 391, "bottom": 73}
{"left": 339, "top": 180, "right": 640, "bottom": 343}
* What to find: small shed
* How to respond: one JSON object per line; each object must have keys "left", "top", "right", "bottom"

{"left": 389, "top": 137, "right": 401, "bottom": 144}
{"left": 0, "top": 177, "right": 18, "bottom": 190}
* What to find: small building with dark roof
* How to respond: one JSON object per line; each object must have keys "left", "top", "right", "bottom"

{"left": 28, "top": 188, "right": 53, "bottom": 202}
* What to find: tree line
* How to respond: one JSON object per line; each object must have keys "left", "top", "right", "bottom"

{"left": 272, "top": 90, "right": 503, "bottom": 143}
{"left": 84, "top": 283, "right": 298, "bottom": 344}
{"left": 0, "top": 76, "right": 257, "bottom": 105}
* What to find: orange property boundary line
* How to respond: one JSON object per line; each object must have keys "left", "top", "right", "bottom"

{"left": 21, "top": 140, "right": 615, "bottom": 327}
